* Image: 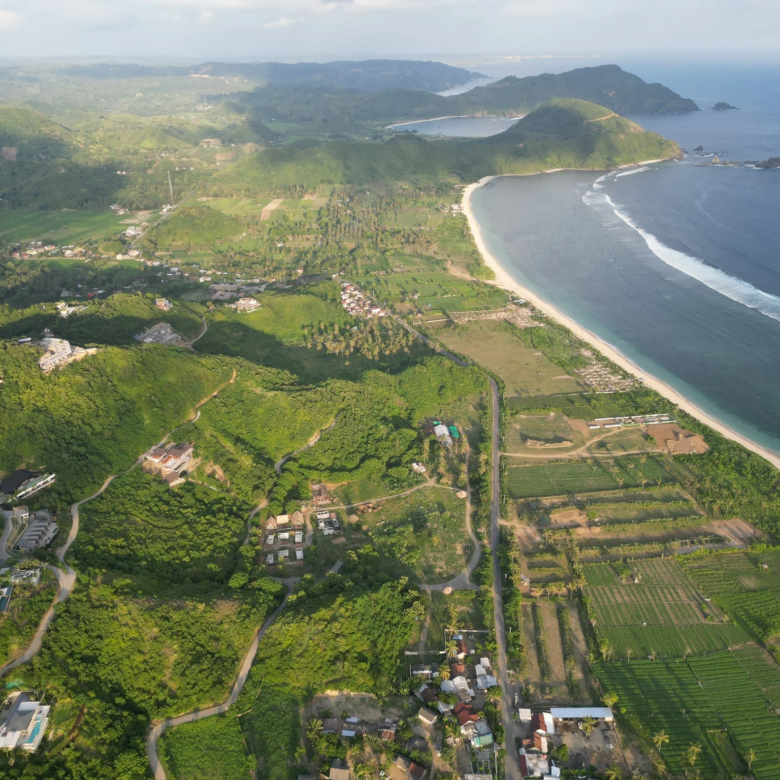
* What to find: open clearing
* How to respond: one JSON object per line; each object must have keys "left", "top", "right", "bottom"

{"left": 435, "top": 320, "right": 587, "bottom": 396}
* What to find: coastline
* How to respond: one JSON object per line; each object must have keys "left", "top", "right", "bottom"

{"left": 387, "top": 115, "right": 522, "bottom": 130}
{"left": 461, "top": 174, "right": 780, "bottom": 471}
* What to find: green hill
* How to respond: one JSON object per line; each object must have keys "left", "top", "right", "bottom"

{"left": 450, "top": 65, "right": 699, "bottom": 116}
{"left": 0, "top": 106, "right": 75, "bottom": 160}
{"left": 213, "top": 100, "right": 680, "bottom": 192}
{"left": 143, "top": 204, "right": 243, "bottom": 250}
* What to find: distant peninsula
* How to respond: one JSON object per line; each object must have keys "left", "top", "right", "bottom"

{"left": 756, "top": 157, "right": 780, "bottom": 169}
{"left": 713, "top": 102, "right": 739, "bottom": 111}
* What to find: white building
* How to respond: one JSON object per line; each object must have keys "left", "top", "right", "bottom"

{"left": 0, "top": 693, "right": 50, "bottom": 752}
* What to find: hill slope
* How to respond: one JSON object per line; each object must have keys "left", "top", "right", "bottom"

{"left": 0, "top": 106, "right": 76, "bottom": 160}
{"left": 450, "top": 65, "right": 699, "bottom": 116}
{"left": 213, "top": 99, "right": 680, "bottom": 192}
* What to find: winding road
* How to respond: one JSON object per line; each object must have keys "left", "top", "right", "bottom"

{"left": 147, "top": 593, "right": 291, "bottom": 780}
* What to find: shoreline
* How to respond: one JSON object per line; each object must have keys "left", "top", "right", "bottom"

{"left": 461, "top": 173, "right": 780, "bottom": 471}
{"left": 387, "top": 115, "right": 523, "bottom": 130}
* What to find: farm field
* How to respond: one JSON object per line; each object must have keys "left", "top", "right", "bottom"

{"left": 584, "top": 559, "right": 748, "bottom": 659}
{"left": 505, "top": 414, "right": 584, "bottom": 452}
{"left": 683, "top": 550, "right": 780, "bottom": 643}
{"left": 0, "top": 209, "right": 128, "bottom": 243}
{"left": 436, "top": 320, "right": 586, "bottom": 397}
{"left": 594, "top": 646, "right": 780, "bottom": 780}
{"left": 357, "top": 273, "right": 508, "bottom": 315}
{"left": 507, "top": 455, "right": 677, "bottom": 499}
{"left": 355, "top": 486, "right": 472, "bottom": 584}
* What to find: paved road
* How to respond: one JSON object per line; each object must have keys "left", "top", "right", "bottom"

{"left": 147, "top": 592, "right": 291, "bottom": 780}
{"left": 0, "top": 512, "right": 12, "bottom": 563}
{"left": 0, "top": 474, "right": 114, "bottom": 678}
{"left": 487, "top": 377, "right": 522, "bottom": 780}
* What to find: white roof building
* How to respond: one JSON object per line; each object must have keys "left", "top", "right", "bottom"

{"left": 0, "top": 693, "right": 50, "bottom": 752}
{"left": 550, "top": 707, "right": 614, "bottom": 722}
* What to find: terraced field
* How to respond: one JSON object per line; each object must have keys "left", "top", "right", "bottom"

{"left": 595, "top": 647, "right": 780, "bottom": 780}
{"left": 584, "top": 559, "right": 748, "bottom": 659}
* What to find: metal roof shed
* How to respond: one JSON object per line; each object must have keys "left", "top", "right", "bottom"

{"left": 550, "top": 706, "right": 614, "bottom": 721}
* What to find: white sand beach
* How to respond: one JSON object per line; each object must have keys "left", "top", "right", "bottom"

{"left": 462, "top": 174, "right": 780, "bottom": 471}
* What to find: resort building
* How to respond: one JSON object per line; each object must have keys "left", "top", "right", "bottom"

{"left": 38, "top": 337, "right": 95, "bottom": 372}
{"left": 0, "top": 693, "right": 50, "bottom": 753}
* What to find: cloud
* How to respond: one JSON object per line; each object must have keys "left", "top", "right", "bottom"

{"left": 0, "top": 8, "right": 21, "bottom": 27}
{"left": 197, "top": 9, "right": 214, "bottom": 22}
{"left": 263, "top": 14, "right": 298, "bottom": 28}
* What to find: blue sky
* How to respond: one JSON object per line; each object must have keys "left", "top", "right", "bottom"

{"left": 0, "top": 0, "right": 778, "bottom": 60}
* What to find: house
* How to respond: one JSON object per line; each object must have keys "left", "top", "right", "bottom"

{"left": 135, "top": 322, "right": 185, "bottom": 346}
{"left": 276, "top": 514, "right": 290, "bottom": 528}
{"left": 379, "top": 719, "right": 397, "bottom": 740}
{"left": 395, "top": 755, "right": 426, "bottom": 780}
{"left": 329, "top": 760, "right": 350, "bottom": 780}
{"left": 437, "top": 701, "right": 453, "bottom": 715}
{"left": 411, "top": 462, "right": 426, "bottom": 474}
{"left": 433, "top": 424, "right": 453, "bottom": 446}
{"left": 451, "top": 675, "right": 475, "bottom": 700}
{"left": 12, "top": 506, "right": 29, "bottom": 523}
{"left": 531, "top": 712, "right": 555, "bottom": 735}
{"left": 310, "top": 483, "right": 330, "bottom": 506}
{"left": 291, "top": 510, "right": 305, "bottom": 527}
{"left": 14, "top": 510, "right": 58, "bottom": 552}
{"left": 266, "top": 534, "right": 276, "bottom": 546}
{"left": 278, "top": 531, "right": 290, "bottom": 542}
{"left": 295, "top": 548, "right": 304, "bottom": 561}
{"left": 322, "top": 520, "right": 335, "bottom": 536}
{"left": 163, "top": 472, "right": 184, "bottom": 487}
{"left": 524, "top": 730, "right": 548, "bottom": 754}
{"left": 15, "top": 473, "right": 56, "bottom": 500}
{"left": 294, "top": 531, "right": 304, "bottom": 544}
{"left": 38, "top": 337, "right": 95, "bottom": 372}
{"left": 417, "top": 707, "right": 438, "bottom": 726}
{"left": 410, "top": 664, "right": 437, "bottom": 679}
{"left": 518, "top": 751, "right": 551, "bottom": 779}
{"left": 518, "top": 708, "right": 533, "bottom": 722}
{"left": 234, "top": 297, "right": 261, "bottom": 313}
{"left": 453, "top": 702, "right": 479, "bottom": 727}
{"left": 278, "top": 549, "right": 290, "bottom": 561}
{"left": 266, "top": 553, "right": 275, "bottom": 565}
{"left": 155, "top": 298, "right": 172, "bottom": 311}
{"left": 0, "top": 693, "right": 50, "bottom": 752}
{"left": 160, "top": 443, "right": 193, "bottom": 472}
{"left": 476, "top": 673, "right": 497, "bottom": 691}
{"left": 415, "top": 685, "right": 437, "bottom": 705}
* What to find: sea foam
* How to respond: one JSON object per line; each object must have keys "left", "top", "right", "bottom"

{"left": 582, "top": 188, "right": 780, "bottom": 323}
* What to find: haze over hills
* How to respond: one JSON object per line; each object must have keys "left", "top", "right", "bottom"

{"left": 10, "top": 59, "right": 484, "bottom": 94}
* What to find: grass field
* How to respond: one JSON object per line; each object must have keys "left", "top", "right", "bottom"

{"left": 584, "top": 559, "right": 748, "bottom": 659}
{"left": 506, "top": 414, "right": 584, "bottom": 452}
{"left": 594, "top": 646, "right": 780, "bottom": 779}
{"left": 429, "top": 589, "right": 486, "bottom": 640}
{"left": 357, "top": 274, "right": 508, "bottom": 315}
{"left": 159, "top": 714, "right": 253, "bottom": 780}
{"left": 507, "top": 455, "right": 677, "bottom": 499}
{"left": 355, "top": 486, "right": 472, "bottom": 583}
{"left": 0, "top": 209, "right": 127, "bottom": 243}
{"left": 683, "top": 550, "right": 780, "bottom": 643}
{"left": 436, "top": 320, "right": 587, "bottom": 397}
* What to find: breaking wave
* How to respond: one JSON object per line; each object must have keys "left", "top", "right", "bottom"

{"left": 582, "top": 189, "right": 780, "bottom": 323}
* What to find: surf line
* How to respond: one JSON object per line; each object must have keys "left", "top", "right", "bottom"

{"left": 605, "top": 194, "right": 780, "bottom": 324}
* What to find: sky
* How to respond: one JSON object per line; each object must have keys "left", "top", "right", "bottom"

{"left": 0, "top": 0, "right": 778, "bottom": 61}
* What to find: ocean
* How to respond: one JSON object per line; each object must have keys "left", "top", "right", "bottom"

{"left": 417, "top": 62, "right": 780, "bottom": 456}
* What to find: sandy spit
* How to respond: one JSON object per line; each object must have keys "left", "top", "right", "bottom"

{"left": 462, "top": 173, "right": 780, "bottom": 471}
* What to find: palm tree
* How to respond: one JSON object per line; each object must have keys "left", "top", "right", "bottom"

{"left": 651, "top": 758, "right": 667, "bottom": 778}
{"left": 581, "top": 716, "right": 597, "bottom": 737}
{"left": 306, "top": 718, "right": 323, "bottom": 742}
{"left": 745, "top": 748, "right": 756, "bottom": 771}
{"left": 685, "top": 743, "right": 702, "bottom": 775}
{"left": 438, "top": 663, "right": 451, "bottom": 681}
{"left": 445, "top": 640, "right": 458, "bottom": 659}
{"left": 603, "top": 692, "right": 618, "bottom": 709}
{"left": 652, "top": 730, "right": 669, "bottom": 755}
{"left": 604, "top": 765, "right": 623, "bottom": 780}
{"left": 485, "top": 686, "right": 502, "bottom": 707}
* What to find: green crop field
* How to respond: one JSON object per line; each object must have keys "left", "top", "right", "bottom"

{"left": 595, "top": 647, "right": 780, "bottom": 779}
{"left": 584, "top": 559, "right": 748, "bottom": 659}
{"left": 683, "top": 550, "right": 780, "bottom": 642}
{"left": 507, "top": 455, "right": 676, "bottom": 499}
{"left": 0, "top": 209, "right": 127, "bottom": 243}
